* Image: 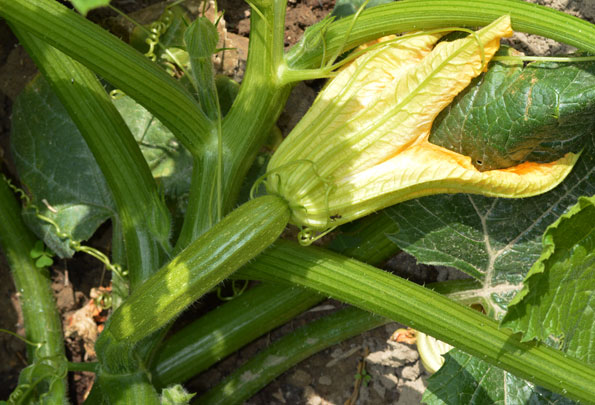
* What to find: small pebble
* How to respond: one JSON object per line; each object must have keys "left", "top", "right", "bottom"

{"left": 318, "top": 375, "right": 332, "bottom": 385}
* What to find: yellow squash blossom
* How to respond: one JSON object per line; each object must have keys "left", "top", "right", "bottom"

{"left": 266, "top": 16, "right": 579, "bottom": 231}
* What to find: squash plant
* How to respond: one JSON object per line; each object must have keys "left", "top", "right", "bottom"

{"left": 0, "top": 0, "right": 593, "bottom": 403}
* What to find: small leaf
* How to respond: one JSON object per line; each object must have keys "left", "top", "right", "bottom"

{"left": 160, "top": 384, "right": 195, "bottom": 404}
{"left": 35, "top": 255, "right": 54, "bottom": 268}
{"left": 502, "top": 195, "right": 595, "bottom": 363}
{"left": 70, "top": 0, "right": 111, "bottom": 16}
{"left": 30, "top": 240, "right": 45, "bottom": 259}
{"left": 184, "top": 17, "right": 219, "bottom": 59}
{"left": 10, "top": 363, "right": 64, "bottom": 404}
{"left": 184, "top": 17, "right": 220, "bottom": 119}
{"left": 129, "top": 6, "right": 190, "bottom": 54}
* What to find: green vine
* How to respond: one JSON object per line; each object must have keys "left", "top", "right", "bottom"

{"left": 0, "top": 330, "right": 67, "bottom": 405}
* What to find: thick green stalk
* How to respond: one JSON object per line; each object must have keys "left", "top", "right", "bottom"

{"left": 236, "top": 240, "right": 595, "bottom": 402}
{"left": 286, "top": 0, "right": 595, "bottom": 70}
{"left": 177, "top": 0, "right": 292, "bottom": 246}
{"left": 219, "top": 0, "right": 292, "bottom": 218}
{"left": 101, "top": 195, "right": 290, "bottom": 345}
{"left": 12, "top": 27, "right": 172, "bottom": 288}
{"left": 196, "top": 280, "right": 481, "bottom": 405}
{"left": 151, "top": 283, "right": 322, "bottom": 387}
{"left": 0, "top": 179, "right": 67, "bottom": 403}
{"left": 196, "top": 307, "right": 386, "bottom": 405}
{"left": 0, "top": 0, "right": 210, "bottom": 155}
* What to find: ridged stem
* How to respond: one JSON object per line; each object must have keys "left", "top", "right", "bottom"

{"left": 236, "top": 240, "right": 595, "bottom": 402}
{"left": 287, "top": 0, "right": 595, "bottom": 70}
{"left": 196, "top": 279, "right": 482, "bottom": 405}
{"left": 196, "top": 307, "right": 386, "bottom": 405}
{"left": 0, "top": 178, "right": 67, "bottom": 403}
{"left": 151, "top": 283, "right": 322, "bottom": 387}
{"left": 176, "top": 0, "right": 292, "bottom": 246}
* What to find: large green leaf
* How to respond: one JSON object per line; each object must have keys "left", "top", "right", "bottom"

{"left": 422, "top": 350, "right": 574, "bottom": 405}
{"left": 429, "top": 47, "right": 595, "bottom": 171}
{"left": 502, "top": 195, "right": 595, "bottom": 363}
{"left": 387, "top": 130, "right": 593, "bottom": 404}
{"left": 10, "top": 75, "right": 116, "bottom": 257}
{"left": 112, "top": 95, "right": 193, "bottom": 199}
{"left": 385, "top": 137, "right": 594, "bottom": 318}
{"left": 10, "top": 77, "right": 194, "bottom": 257}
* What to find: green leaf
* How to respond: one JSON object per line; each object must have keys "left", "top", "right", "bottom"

{"left": 429, "top": 47, "right": 595, "bottom": 171}
{"left": 70, "top": 0, "right": 110, "bottom": 16}
{"left": 386, "top": 127, "right": 593, "bottom": 404}
{"left": 184, "top": 17, "right": 218, "bottom": 59}
{"left": 184, "top": 17, "right": 219, "bottom": 120}
{"left": 129, "top": 5, "right": 191, "bottom": 72}
{"left": 154, "top": 6, "right": 190, "bottom": 50}
{"left": 10, "top": 75, "right": 116, "bottom": 257}
{"left": 385, "top": 138, "right": 594, "bottom": 318}
{"left": 10, "top": 363, "right": 67, "bottom": 404}
{"left": 35, "top": 255, "right": 54, "bottom": 268}
{"left": 423, "top": 350, "right": 575, "bottom": 405}
{"left": 112, "top": 95, "right": 193, "bottom": 199}
{"left": 30, "top": 240, "right": 45, "bottom": 259}
{"left": 502, "top": 195, "right": 595, "bottom": 363}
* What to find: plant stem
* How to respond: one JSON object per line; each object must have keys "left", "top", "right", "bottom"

{"left": 195, "top": 280, "right": 481, "bottom": 405}
{"left": 220, "top": 0, "right": 291, "bottom": 214}
{"left": 286, "top": 0, "right": 595, "bottom": 70}
{"left": 151, "top": 283, "right": 322, "bottom": 387}
{"left": 236, "top": 240, "right": 595, "bottom": 402}
{"left": 175, "top": 153, "right": 220, "bottom": 250}
{"left": 94, "top": 370, "right": 161, "bottom": 404}
{"left": 176, "top": 0, "right": 292, "bottom": 248}
{"left": 0, "top": 178, "right": 67, "bottom": 403}
{"left": 196, "top": 307, "right": 387, "bottom": 405}
{"left": 12, "top": 26, "right": 172, "bottom": 288}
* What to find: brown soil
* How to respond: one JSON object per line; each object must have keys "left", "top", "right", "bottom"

{"left": 0, "top": 0, "right": 593, "bottom": 404}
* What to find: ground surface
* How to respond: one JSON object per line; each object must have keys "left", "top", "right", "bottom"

{"left": 0, "top": 0, "right": 593, "bottom": 404}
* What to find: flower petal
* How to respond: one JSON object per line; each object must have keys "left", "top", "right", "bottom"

{"left": 267, "top": 16, "right": 577, "bottom": 230}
